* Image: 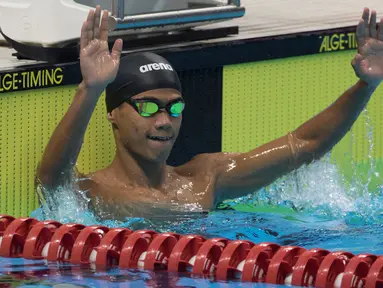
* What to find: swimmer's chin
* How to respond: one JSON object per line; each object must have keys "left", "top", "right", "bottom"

{"left": 122, "top": 145, "right": 173, "bottom": 164}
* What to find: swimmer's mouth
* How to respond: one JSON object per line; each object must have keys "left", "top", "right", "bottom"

{"left": 147, "top": 136, "right": 173, "bottom": 141}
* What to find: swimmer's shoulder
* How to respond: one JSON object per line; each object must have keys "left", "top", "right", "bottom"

{"left": 76, "top": 169, "right": 109, "bottom": 198}
{"left": 174, "top": 152, "right": 231, "bottom": 176}
{"left": 173, "top": 153, "right": 235, "bottom": 209}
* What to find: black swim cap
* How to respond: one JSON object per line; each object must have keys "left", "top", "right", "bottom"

{"left": 105, "top": 52, "right": 182, "bottom": 113}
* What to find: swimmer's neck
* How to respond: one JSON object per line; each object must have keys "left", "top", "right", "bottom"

{"left": 111, "top": 146, "right": 168, "bottom": 189}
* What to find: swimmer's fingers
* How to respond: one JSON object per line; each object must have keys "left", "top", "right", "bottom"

{"left": 93, "top": 5, "right": 102, "bottom": 39}
{"left": 80, "top": 10, "right": 94, "bottom": 50}
{"left": 86, "top": 9, "right": 95, "bottom": 43}
{"left": 351, "top": 54, "right": 372, "bottom": 79}
{"left": 351, "top": 53, "right": 363, "bottom": 78}
{"left": 363, "top": 8, "right": 370, "bottom": 37}
{"left": 356, "top": 8, "right": 369, "bottom": 47}
{"left": 356, "top": 20, "right": 366, "bottom": 48}
{"left": 369, "top": 10, "right": 377, "bottom": 38}
{"left": 99, "top": 10, "right": 110, "bottom": 42}
{"left": 351, "top": 53, "right": 361, "bottom": 67}
{"left": 80, "top": 21, "right": 88, "bottom": 51}
{"left": 111, "top": 39, "right": 123, "bottom": 61}
{"left": 378, "top": 18, "right": 383, "bottom": 41}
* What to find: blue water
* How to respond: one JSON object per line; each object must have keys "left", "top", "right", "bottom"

{"left": 1, "top": 205, "right": 383, "bottom": 287}
{"left": 2, "top": 195, "right": 383, "bottom": 287}
{"left": 2, "top": 139, "right": 383, "bottom": 286}
{"left": 0, "top": 257, "right": 286, "bottom": 287}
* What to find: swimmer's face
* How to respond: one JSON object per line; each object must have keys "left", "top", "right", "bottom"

{"left": 109, "top": 88, "right": 183, "bottom": 163}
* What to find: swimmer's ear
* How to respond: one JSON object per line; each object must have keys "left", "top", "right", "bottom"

{"left": 107, "top": 110, "right": 119, "bottom": 130}
{"left": 107, "top": 110, "right": 116, "bottom": 123}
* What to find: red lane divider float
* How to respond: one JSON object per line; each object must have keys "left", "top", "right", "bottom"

{"left": 23, "top": 220, "right": 62, "bottom": 260}
{"left": 241, "top": 242, "right": 280, "bottom": 282}
{"left": 70, "top": 225, "right": 110, "bottom": 265}
{"left": 266, "top": 245, "right": 306, "bottom": 285}
{"left": 0, "top": 215, "right": 381, "bottom": 288}
{"left": 341, "top": 253, "right": 377, "bottom": 288}
{"left": 0, "top": 215, "right": 15, "bottom": 251}
{"left": 143, "top": 232, "right": 180, "bottom": 270}
{"left": 168, "top": 234, "right": 206, "bottom": 273}
{"left": 365, "top": 256, "right": 383, "bottom": 287}
{"left": 46, "top": 223, "right": 85, "bottom": 262}
{"left": 119, "top": 229, "right": 158, "bottom": 269}
{"left": 0, "top": 217, "right": 39, "bottom": 257}
{"left": 316, "top": 251, "right": 354, "bottom": 287}
{"left": 93, "top": 228, "right": 132, "bottom": 268}
{"left": 216, "top": 240, "right": 254, "bottom": 281}
{"left": 192, "top": 237, "right": 229, "bottom": 277}
{"left": 291, "top": 248, "right": 330, "bottom": 286}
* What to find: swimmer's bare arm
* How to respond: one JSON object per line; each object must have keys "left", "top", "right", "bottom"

{"left": 212, "top": 81, "right": 376, "bottom": 204}
{"left": 37, "top": 7, "right": 122, "bottom": 189}
{"left": 211, "top": 8, "right": 383, "bottom": 205}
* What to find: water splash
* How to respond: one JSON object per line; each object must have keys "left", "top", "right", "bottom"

{"left": 32, "top": 179, "right": 93, "bottom": 224}
{"left": 227, "top": 155, "right": 356, "bottom": 220}
{"left": 231, "top": 108, "right": 383, "bottom": 225}
{"left": 31, "top": 109, "right": 383, "bottom": 230}
{"left": 31, "top": 177, "right": 208, "bottom": 233}
{"left": 32, "top": 175, "right": 144, "bottom": 229}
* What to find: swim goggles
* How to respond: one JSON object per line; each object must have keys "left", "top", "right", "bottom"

{"left": 127, "top": 98, "right": 185, "bottom": 117}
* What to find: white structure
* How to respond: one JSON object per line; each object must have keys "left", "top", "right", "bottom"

{"left": 0, "top": 0, "right": 244, "bottom": 46}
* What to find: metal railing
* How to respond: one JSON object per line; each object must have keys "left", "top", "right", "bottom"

{"left": 112, "top": 0, "right": 125, "bottom": 19}
{"left": 109, "top": 0, "right": 241, "bottom": 19}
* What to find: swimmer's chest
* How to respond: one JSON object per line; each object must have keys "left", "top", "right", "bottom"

{"left": 92, "top": 170, "right": 216, "bottom": 210}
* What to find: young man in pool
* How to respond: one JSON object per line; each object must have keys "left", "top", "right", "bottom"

{"left": 37, "top": 6, "right": 383, "bottom": 218}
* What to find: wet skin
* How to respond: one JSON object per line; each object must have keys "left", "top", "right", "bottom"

{"left": 37, "top": 7, "right": 383, "bottom": 219}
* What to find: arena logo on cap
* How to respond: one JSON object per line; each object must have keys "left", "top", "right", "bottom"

{"left": 139, "top": 63, "right": 174, "bottom": 73}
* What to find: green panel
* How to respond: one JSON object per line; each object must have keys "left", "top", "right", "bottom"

{"left": 222, "top": 50, "right": 383, "bottom": 191}
{"left": 0, "top": 86, "right": 115, "bottom": 217}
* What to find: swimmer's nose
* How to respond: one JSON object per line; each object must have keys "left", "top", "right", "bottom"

{"left": 154, "top": 111, "right": 172, "bottom": 130}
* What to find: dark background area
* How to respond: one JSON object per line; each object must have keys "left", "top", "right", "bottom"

{"left": 166, "top": 67, "right": 223, "bottom": 166}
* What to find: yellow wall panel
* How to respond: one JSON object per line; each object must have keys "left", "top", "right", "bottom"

{"left": 222, "top": 50, "right": 383, "bottom": 189}
{"left": 0, "top": 86, "right": 115, "bottom": 216}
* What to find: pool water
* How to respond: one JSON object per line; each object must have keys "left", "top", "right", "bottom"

{"left": 2, "top": 155, "right": 383, "bottom": 287}
{"left": 0, "top": 257, "right": 286, "bottom": 287}
{"left": 1, "top": 207, "right": 383, "bottom": 287}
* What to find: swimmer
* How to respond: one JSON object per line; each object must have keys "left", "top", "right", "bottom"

{"left": 37, "top": 6, "right": 383, "bottom": 218}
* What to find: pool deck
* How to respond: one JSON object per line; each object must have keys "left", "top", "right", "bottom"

{"left": 0, "top": 0, "right": 382, "bottom": 70}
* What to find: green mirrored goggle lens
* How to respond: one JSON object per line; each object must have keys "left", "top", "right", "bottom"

{"left": 169, "top": 102, "right": 185, "bottom": 116}
{"left": 135, "top": 101, "right": 185, "bottom": 117}
{"left": 137, "top": 102, "right": 159, "bottom": 117}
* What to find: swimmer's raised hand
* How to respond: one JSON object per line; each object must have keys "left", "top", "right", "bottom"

{"left": 37, "top": 6, "right": 123, "bottom": 190}
{"left": 353, "top": 8, "right": 383, "bottom": 87}
{"left": 80, "top": 6, "right": 123, "bottom": 90}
